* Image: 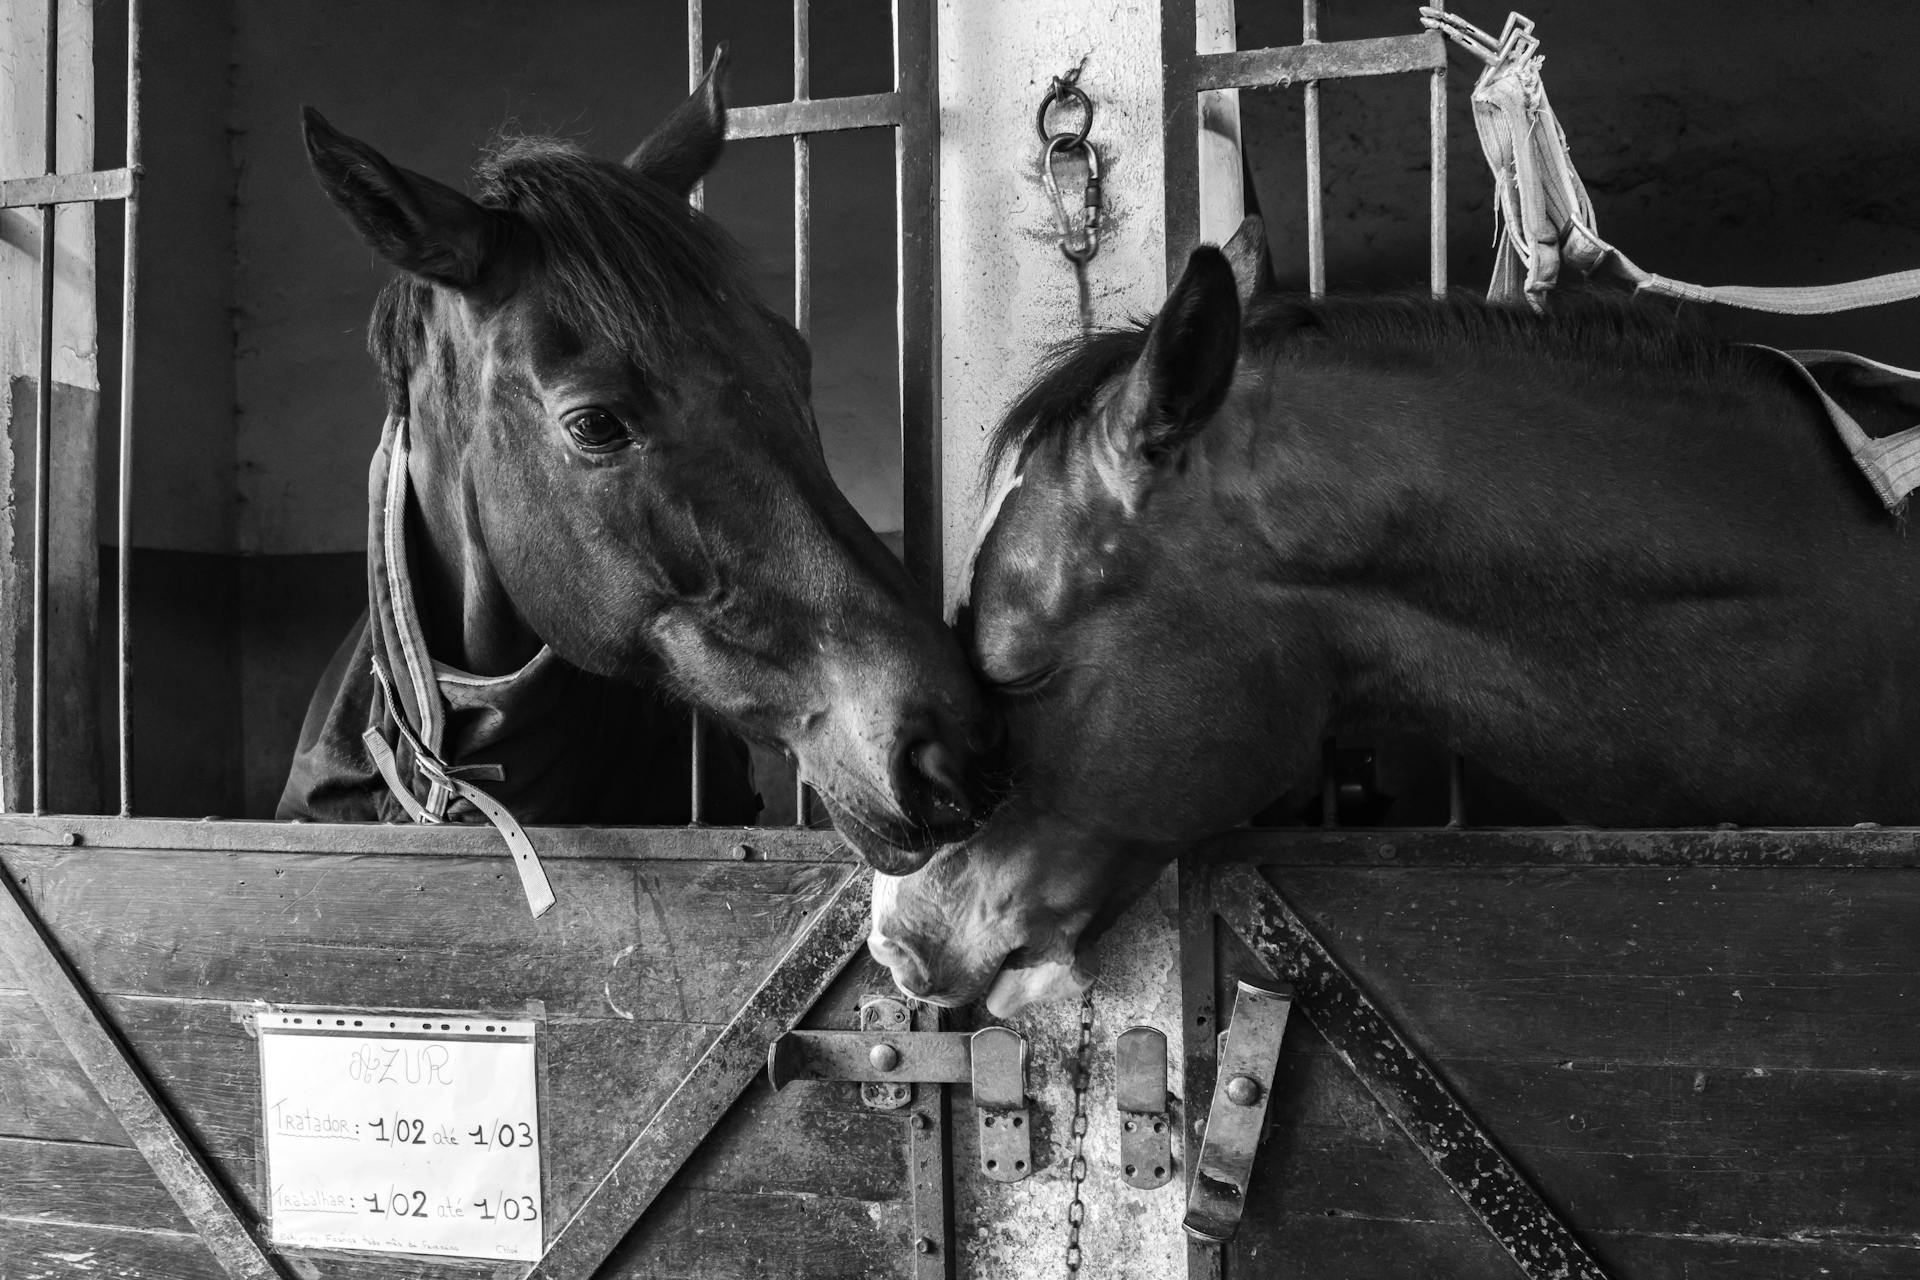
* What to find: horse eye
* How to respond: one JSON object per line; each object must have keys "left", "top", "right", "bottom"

{"left": 991, "top": 666, "right": 1057, "bottom": 698}
{"left": 564, "top": 409, "right": 630, "bottom": 453}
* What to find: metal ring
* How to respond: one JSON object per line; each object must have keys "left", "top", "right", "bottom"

{"left": 1035, "top": 80, "right": 1092, "bottom": 147}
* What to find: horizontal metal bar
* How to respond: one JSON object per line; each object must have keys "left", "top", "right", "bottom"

{"left": 0, "top": 815, "right": 850, "bottom": 860}
{"left": 767, "top": 1029, "right": 974, "bottom": 1088}
{"left": 0, "top": 167, "right": 134, "bottom": 209}
{"left": 1189, "top": 31, "right": 1445, "bottom": 92}
{"left": 725, "top": 91, "right": 901, "bottom": 140}
{"left": 1200, "top": 825, "right": 1920, "bottom": 868}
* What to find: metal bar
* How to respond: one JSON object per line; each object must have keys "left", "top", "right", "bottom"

{"left": 117, "top": 0, "right": 143, "bottom": 816}
{"left": 790, "top": 1, "right": 814, "bottom": 833}
{"left": 1429, "top": 65, "right": 1448, "bottom": 298}
{"left": 1162, "top": 0, "right": 1201, "bottom": 278}
{"left": 0, "top": 812, "right": 854, "bottom": 859}
{"left": 0, "top": 166, "right": 134, "bottom": 209}
{"left": 1215, "top": 866, "right": 1610, "bottom": 1279}
{"left": 1190, "top": 32, "right": 1447, "bottom": 92}
{"left": 1303, "top": 1, "right": 1324, "bottom": 297}
{"left": 905, "top": 999, "right": 954, "bottom": 1278}
{"left": 528, "top": 866, "right": 874, "bottom": 1278}
{"left": 894, "top": 0, "right": 941, "bottom": 605}
{"left": 1177, "top": 859, "right": 1223, "bottom": 1280}
{"left": 1446, "top": 752, "right": 1466, "bottom": 826}
{"left": 5, "top": 811, "right": 1919, "bottom": 867}
{"left": 725, "top": 92, "right": 904, "bottom": 141}
{"left": 687, "top": 0, "right": 704, "bottom": 211}
{"left": 0, "top": 859, "right": 287, "bottom": 1277}
{"left": 688, "top": 711, "right": 704, "bottom": 823}
{"left": 30, "top": 0, "right": 58, "bottom": 815}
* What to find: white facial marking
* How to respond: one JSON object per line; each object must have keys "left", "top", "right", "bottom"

{"left": 949, "top": 468, "right": 1024, "bottom": 624}
{"left": 983, "top": 955, "right": 1095, "bottom": 1018}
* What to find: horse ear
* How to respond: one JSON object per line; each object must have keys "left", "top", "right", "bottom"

{"left": 626, "top": 45, "right": 728, "bottom": 196}
{"left": 1221, "top": 215, "right": 1274, "bottom": 305}
{"left": 302, "top": 107, "right": 502, "bottom": 290}
{"left": 1110, "top": 246, "right": 1241, "bottom": 467}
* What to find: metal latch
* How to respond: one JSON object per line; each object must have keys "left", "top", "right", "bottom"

{"left": 768, "top": 998, "right": 1033, "bottom": 1182}
{"left": 1183, "top": 982, "right": 1293, "bottom": 1242}
{"left": 1116, "top": 1026, "right": 1173, "bottom": 1189}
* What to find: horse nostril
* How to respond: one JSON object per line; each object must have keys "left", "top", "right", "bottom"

{"left": 898, "top": 736, "right": 974, "bottom": 826}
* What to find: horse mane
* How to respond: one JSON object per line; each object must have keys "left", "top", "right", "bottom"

{"left": 369, "top": 136, "right": 751, "bottom": 410}
{"left": 986, "top": 289, "right": 1787, "bottom": 482}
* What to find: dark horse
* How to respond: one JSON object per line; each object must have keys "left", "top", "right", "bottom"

{"left": 279, "top": 55, "right": 985, "bottom": 875}
{"left": 870, "top": 219, "right": 1920, "bottom": 1014}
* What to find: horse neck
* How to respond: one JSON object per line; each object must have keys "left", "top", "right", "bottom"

{"left": 1215, "top": 352, "right": 1818, "bottom": 741}
{"left": 401, "top": 409, "right": 543, "bottom": 677}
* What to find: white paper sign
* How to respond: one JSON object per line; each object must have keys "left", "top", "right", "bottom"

{"left": 258, "top": 1011, "right": 542, "bottom": 1262}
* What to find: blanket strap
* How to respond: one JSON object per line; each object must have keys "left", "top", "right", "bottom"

{"left": 364, "top": 656, "right": 556, "bottom": 918}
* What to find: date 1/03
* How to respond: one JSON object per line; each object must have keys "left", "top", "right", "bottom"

{"left": 367, "top": 1117, "right": 534, "bottom": 1147}
{"left": 363, "top": 1189, "right": 539, "bottom": 1222}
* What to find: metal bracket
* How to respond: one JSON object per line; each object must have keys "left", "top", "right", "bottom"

{"left": 768, "top": 1003, "right": 1035, "bottom": 1182}
{"left": 971, "top": 1026, "right": 1032, "bottom": 1182}
{"left": 767, "top": 996, "right": 972, "bottom": 1108}
{"left": 1116, "top": 1026, "right": 1174, "bottom": 1189}
{"left": 1183, "top": 981, "right": 1293, "bottom": 1243}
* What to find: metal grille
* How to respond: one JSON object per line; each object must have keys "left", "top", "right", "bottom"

{"left": 685, "top": 0, "right": 941, "bottom": 830}
{"left": 1163, "top": 0, "right": 1462, "bottom": 828}
{"left": 1, "top": 0, "right": 143, "bottom": 817}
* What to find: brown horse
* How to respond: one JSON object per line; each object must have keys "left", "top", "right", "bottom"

{"left": 279, "top": 54, "right": 985, "bottom": 872}
{"left": 870, "top": 218, "right": 1920, "bottom": 1013}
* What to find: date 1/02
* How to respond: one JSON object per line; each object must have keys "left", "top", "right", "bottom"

{"left": 362, "top": 1189, "right": 539, "bottom": 1222}
{"left": 367, "top": 1117, "right": 534, "bottom": 1148}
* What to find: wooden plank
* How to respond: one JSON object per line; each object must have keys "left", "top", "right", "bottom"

{"left": 1269, "top": 867, "right": 1920, "bottom": 1068}
{"left": 603, "top": 1187, "right": 912, "bottom": 1280}
{"left": 1, "top": 847, "right": 848, "bottom": 1022}
{"left": 0, "top": 815, "right": 847, "bottom": 861}
{"left": 0, "top": 990, "right": 133, "bottom": 1145}
{"left": 1215, "top": 865, "right": 1609, "bottom": 1280}
{"left": 1203, "top": 826, "right": 1920, "bottom": 869}
{"left": 0, "top": 1219, "right": 225, "bottom": 1280}
{"left": 529, "top": 866, "right": 872, "bottom": 1279}
{"left": 0, "top": 865, "right": 283, "bottom": 1278}
{"left": 0, "top": 1135, "right": 192, "bottom": 1233}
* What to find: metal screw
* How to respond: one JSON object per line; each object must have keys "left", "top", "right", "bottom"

{"left": 910, "top": 1112, "right": 928, "bottom": 1130}
{"left": 869, "top": 1042, "right": 902, "bottom": 1072}
{"left": 1224, "top": 1074, "right": 1262, "bottom": 1106}
{"left": 60, "top": 832, "right": 79, "bottom": 846}
{"left": 914, "top": 1237, "right": 934, "bottom": 1255}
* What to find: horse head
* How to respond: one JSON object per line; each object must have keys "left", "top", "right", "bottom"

{"left": 871, "top": 225, "right": 1333, "bottom": 1011}
{"left": 301, "top": 53, "right": 986, "bottom": 870}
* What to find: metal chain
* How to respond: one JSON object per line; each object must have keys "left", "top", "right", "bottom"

{"left": 1038, "top": 65, "right": 1102, "bottom": 334}
{"left": 1063, "top": 989, "right": 1095, "bottom": 1274}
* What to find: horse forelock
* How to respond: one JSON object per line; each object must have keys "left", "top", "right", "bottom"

{"left": 368, "top": 135, "right": 758, "bottom": 412}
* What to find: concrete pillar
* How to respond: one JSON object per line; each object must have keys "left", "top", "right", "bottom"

{"left": 936, "top": 2, "right": 1241, "bottom": 1273}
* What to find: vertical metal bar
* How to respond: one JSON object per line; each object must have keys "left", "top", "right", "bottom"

{"left": 905, "top": 1000, "right": 954, "bottom": 1279}
{"left": 31, "top": 0, "right": 60, "bottom": 814}
{"left": 894, "top": 0, "right": 941, "bottom": 605}
{"left": 118, "top": 0, "right": 143, "bottom": 815}
{"left": 793, "top": 0, "right": 812, "bottom": 830}
{"left": 1161, "top": 0, "right": 1201, "bottom": 282}
{"left": 1177, "top": 859, "right": 1223, "bottom": 1280}
{"left": 685, "top": 0, "right": 707, "bottom": 820}
{"left": 1318, "top": 736, "right": 1337, "bottom": 827}
{"left": 1429, "top": 66, "right": 1447, "bottom": 298}
{"left": 687, "top": 0, "right": 705, "bottom": 211}
{"left": 1447, "top": 753, "right": 1466, "bottom": 828}
{"left": 1302, "top": 0, "right": 1324, "bottom": 297}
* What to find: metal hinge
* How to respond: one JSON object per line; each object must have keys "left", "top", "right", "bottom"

{"left": 768, "top": 996, "right": 1034, "bottom": 1182}
{"left": 1183, "top": 981, "right": 1293, "bottom": 1242}
{"left": 1115, "top": 1025, "right": 1174, "bottom": 1189}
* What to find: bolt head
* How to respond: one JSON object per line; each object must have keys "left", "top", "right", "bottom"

{"left": 914, "top": 1237, "right": 935, "bottom": 1255}
{"left": 1224, "top": 1074, "right": 1262, "bottom": 1107}
{"left": 869, "top": 1042, "right": 902, "bottom": 1072}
